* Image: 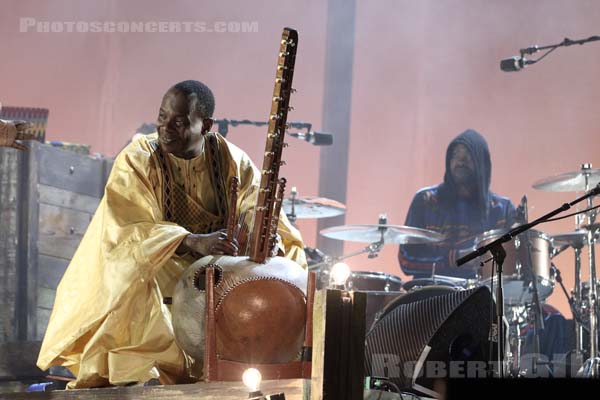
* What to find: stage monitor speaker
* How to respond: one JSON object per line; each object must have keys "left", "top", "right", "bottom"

{"left": 365, "top": 286, "right": 497, "bottom": 398}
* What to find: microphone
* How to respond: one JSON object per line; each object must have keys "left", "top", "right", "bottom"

{"left": 287, "top": 131, "right": 333, "bottom": 146}
{"left": 500, "top": 56, "right": 534, "bottom": 72}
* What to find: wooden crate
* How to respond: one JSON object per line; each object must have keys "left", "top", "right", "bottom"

{"left": 0, "top": 149, "right": 21, "bottom": 343}
{"left": 0, "top": 142, "right": 112, "bottom": 345}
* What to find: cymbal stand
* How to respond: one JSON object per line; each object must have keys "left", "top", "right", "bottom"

{"left": 523, "top": 231, "right": 546, "bottom": 375}
{"left": 287, "top": 187, "right": 298, "bottom": 224}
{"left": 518, "top": 196, "right": 546, "bottom": 374}
{"left": 506, "top": 305, "right": 528, "bottom": 377}
{"left": 571, "top": 175, "right": 587, "bottom": 361}
{"left": 309, "top": 240, "right": 384, "bottom": 288}
{"left": 572, "top": 239, "right": 586, "bottom": 360}
{"left": 579, "top": 164, "right": 600, "bottom": 377}
{"left": 552, "top": 265, "right": 588, "bottom": 334}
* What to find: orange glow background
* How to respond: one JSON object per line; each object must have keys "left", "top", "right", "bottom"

{"left": 2, "top": 0, "right": 600, "bottom": 318}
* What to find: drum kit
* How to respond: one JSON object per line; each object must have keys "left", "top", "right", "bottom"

{"left": 284, "top": 164, "right": 600, "bottom": 377}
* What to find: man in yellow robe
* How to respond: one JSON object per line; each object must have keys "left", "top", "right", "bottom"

{"left": 36, "top": 80, "right": 306, "bottom": 388}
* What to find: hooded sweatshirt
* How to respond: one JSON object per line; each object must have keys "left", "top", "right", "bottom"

{"left": 398, "top": 129, "right": 515, "bottom": 279}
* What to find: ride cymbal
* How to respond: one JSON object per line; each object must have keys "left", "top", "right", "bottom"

{"left": 533, "top": 166, "right": 600, "bottom": 192}
{"left": 320, "top": 224, "right": 444, "bottom": 244}
{"left": 283, "top": 196, "right": 346, "bottom": 219}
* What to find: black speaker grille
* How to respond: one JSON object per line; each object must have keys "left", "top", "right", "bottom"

{"left": 365, "top": 286, "right": 493, "bottom": 393}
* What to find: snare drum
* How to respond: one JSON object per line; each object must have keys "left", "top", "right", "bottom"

{"left": 475, "top": 229, "right": 554, "bottom": 305}
{"left": 347, "top": 271, "right": 404, "bottom": 292}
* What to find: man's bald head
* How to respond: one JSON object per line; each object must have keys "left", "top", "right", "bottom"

{"left": 168, "top": 80, "right": 215, "bottom": 119}
{"left": 156, "top": 80, "right": 215, "bottom": 159}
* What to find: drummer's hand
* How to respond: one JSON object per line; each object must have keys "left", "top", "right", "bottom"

{"left": 178, "top": 230, "right": 239, "bottom": 257}
{"left": 0, "top": 120, "right": 34, "bottom": 151}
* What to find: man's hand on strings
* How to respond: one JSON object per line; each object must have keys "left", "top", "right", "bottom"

{"left": 0, "top": 119, "right": 35, "bottom": 151}
{"left": 178, "top": 230, "right": 239, "bottom": 257}
{"left": 234, "top": 222, "right": 248, "bottom": 255}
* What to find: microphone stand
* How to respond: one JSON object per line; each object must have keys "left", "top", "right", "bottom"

{"left": 287, "top": 187, "right": 298, "bottom": 224}
{"left": 457, "top": 183, "right": 600, "bottom": 377}
{"left": 213, "top": 118, "right": 312, "bottom": 138}
{"left": 515, "top": 35, "right": 600, "bottom": 68}
{"left": 520, "top": 35, "right": 600, "bottom": 56}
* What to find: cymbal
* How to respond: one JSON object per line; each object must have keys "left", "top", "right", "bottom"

{"left": 320, "top": 224, "right": 444, "bottom": 244}
{"left": 551, "top": 231, "right": 588, "bottom": 248}
{"left": 532, "top": 169, "right": 600, "bottom": 192}
{"left": 283, "top": 196, "right": 346, "bottom": 219}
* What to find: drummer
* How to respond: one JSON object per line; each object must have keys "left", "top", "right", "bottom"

{"left": 398, "top": 129, "right": 516, "bottom": 279}
{"left": 398, "top": 129, "right": 570, "bottom": 369}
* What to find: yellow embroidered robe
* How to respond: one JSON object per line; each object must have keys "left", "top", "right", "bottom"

{"left": 36, "top": 133, "right": 306, "bottom": 388}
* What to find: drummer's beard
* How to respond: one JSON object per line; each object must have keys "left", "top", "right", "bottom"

{"left": 452, "top": 168, "right": 477, "bottom": 199}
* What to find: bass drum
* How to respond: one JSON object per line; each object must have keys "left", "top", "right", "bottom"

{"left": 369, "top": 285, "right": 456, "bottom": 332}
{"left": 172, "top": 255, "right": 308, "bottom": 372}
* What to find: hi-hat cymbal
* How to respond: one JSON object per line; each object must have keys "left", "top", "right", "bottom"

{"left": 551, "top": 231, "right": 588, "bottom": 248}
{"left": 320, "top": 224, "right": 444, "bottom": 244}
{"left": 532, "top": 168, "right": 600, "bottom": 192}
{"left": 283, "top": 196, "right": 346, "bottom": 219}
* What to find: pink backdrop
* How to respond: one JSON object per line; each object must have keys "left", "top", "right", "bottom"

{"left": 2, "top": 0, "right": 600, "bottom": 318}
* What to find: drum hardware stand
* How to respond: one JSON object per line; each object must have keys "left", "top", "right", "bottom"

{"left": 309, "top": 240, "right": 384, "bottom": 288}
{"left": 578, "top": 164, "right": 600, "bottom": 377}
{"left": 551, "top": 228, "right": 600, "bottom": 360}
{"left": 573, "top": 178, "right": 587, "bottom": 362}
{"left": 309, "top": 240, "right": 384, "bottom": 270}
{"left": 573, "top": 241, "right": 586, "bottom": 361}
{"left": 311, "top": 216, "right": 389, "bottom": 284}
{"left": 286, "top": 187, "right": 298, "bottom": 223}
{"left": 523, "top": 230, "right": 546, "bottom": 375}
{"left": 506, "top": 305, "right": 528, "bottom": 376}
{"left": 517, "top": 197, "right": 547, "bottom": 375}
{"left": 551, "top": 243, "right": 571, "bottom": 258}
{"left": 457, "top": 181, "right": 600, "bottom": 378}
{"left": 555, "top": 245, "right": 589, "bottom": 360}
{"left": 553, "top": 265, "right": 589, "bottom": 334}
